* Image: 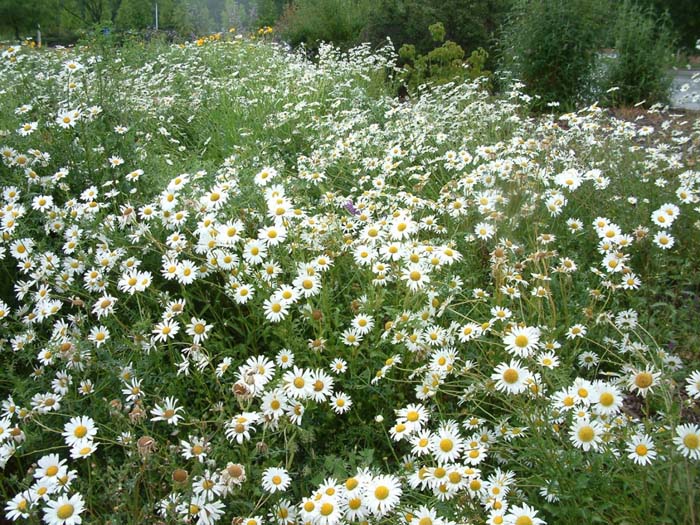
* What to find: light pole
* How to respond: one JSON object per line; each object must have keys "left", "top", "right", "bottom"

{"left": 155, "top": 2, "right": 159, "bottom": 31}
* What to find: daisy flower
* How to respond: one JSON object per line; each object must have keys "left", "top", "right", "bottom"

{"left": 181, "top": 436, "right": 209, "bottom": 462}
{"left": 91, "top": 295, "right": 117, "bottom": 319}
{"left": 329, "top": 392, "right": 352, "bottom": 414}
{"left": 87, "top": 325, "right": 110, "bottom": 347}
{"left": 591, "top": 382, "right": 623, "bottom": 415}
{"left": 566, "top": 324, "right": 587, "bottom": 339}
{"left": 225, "top": 412, "right": 259, "bottom": 444}
{"left": 186, "top": 317, "right": 212, "bottom": 344}
{"left": 685, "top": 370, "right": 700, "bottom": 399}
{"left": 263, "top": 297, "right": 289, "bottom": 323}
{"left": 626, "top": 367, "right": 661, "bottom": 398}
{"left": 261, "top": 388, "right": 288, "bottom": 419}
{"left": 61, "top": 416, "right": 97, "bottom": 447}
{"left": 283, "top": 366, "right": 312, "bottom": 399}
{"left": 108, "top": 156, "right": 124, "bottom": 168}
{"left": 17, "top": 121, "right": 38, "bottom": 136}
{"left": 70, "top": 440, "right": 99, "bottom": 460}
{"left": 537, "top": 351, "right": 559, "bottom": 369}
{"left": 653, "top": 231, "right": 674, "bottom": 250}
{"left": 150, "top": 397, "right": 184, "bottom": 425}
{"left": 242, "top": 239, "right": 267, "bottom": 265}
{"left": 503, "top": 325, "right": 541, "bottom": 357}
{"left": 430, "top": 421, "right": 464, "bottom": 463}
{"left": 569, "top": 418, "right": 603, "bottom": 452}
{"left": 56, "top": 111, "right": 78, "bottom": 129}
{"left": 293, "top": 273, "right": 321, "bottom": 298}
{"left": 341, "top": 328, "right": 362, "bottom": 347}
{"left": 309, "top": 369, "right": 334, "bottom": 402}
{"left": 254, "top": 166, "right": 278, "bottom": 186}
{"left": 43, "top": 493, "right": 85, "bottom": 525}
{"left": 626, "top": 434, "right": 656, "bottom": 466}
{"left": 401, "top": 264, "right": 430, "bottom": 292}
{"left": 258, "top": 224, "right": 287, "bottom": 246}
{"left": 491, "top": 360, "right": 531, "bottom": 395}
{"left": 262, "top": 467, "right": 291, "bottom": 493}
{"left": 276, "top": 348, "right": 295, "bottom": 369}
{"left": 4, "top": 491, "right": 31, "bottom": 521}
{"left": 365, "top": 474, "right": 402, "bottom": 517}
{"left": 504, "top": 503, "right": 546, "bottom": 525}
{"left": 330, "top": 358, "right": 347, "bottom": 374}
{"left": 351, "top": 314, "right": 374, "bottom": 335}
{"left": 396, "top": 403, "right": 429, "bottom": 432}
{"left": 673, "top": 424, "right": 700, "bottom": 460}
{"left": 152, "top": 319, "right": 179, "bottom": 343}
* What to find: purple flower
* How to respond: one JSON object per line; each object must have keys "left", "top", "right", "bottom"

{"left": 345, "top": 200, "right": 358, "bottom": 215}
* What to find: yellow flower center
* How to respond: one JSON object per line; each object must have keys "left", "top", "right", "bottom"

{"left": 74, "top": 425, "right": 88, "bottom": 438}
{"left": 503, "top": 368, "right": 519, "bottom": 384}
{"left": 599, "top": 392, "right": 614, "bottom": 406}
{"left": 514, "top": 335, "right": 529, "bottom": 347}
{"left": 56, "top": 504, "right": 74, "bottom": 519}
{"left": 635, "top": 444, "right": 648, "bottom": 456}
{"left": 439, "top": 438, "right": 453, "bottom": 452}
{"left": 578, "top": 426, "right": 595, "bottom": 442}
{"left": 374, "top": 486, "right": 389, "bottom": 500}
{"left": 515, "top": 517, "right": 533, "bottom": 525}
{"left": 46, "top": 465, "right": 59, "bottom": 476}
{"left": 684, "top": 434, "right": 699, "bottom": 450}
{"left": 635, "top": 372, "right": 653, "bottom": 389}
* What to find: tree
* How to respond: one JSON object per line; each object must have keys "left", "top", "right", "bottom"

{"left": 115, "top": 0, "right": 153, "bottom": 29}
{"left": 222, "top": 0, "right": 251, "bottom": 30}
{"left": 255, "top": 0, "right": 286, "bottom": 27}
{"left": 640, "top": 0, "right": 700, "bottom": 51}
{"left": 0, "top": 0, "right": 56, "bottom": 40}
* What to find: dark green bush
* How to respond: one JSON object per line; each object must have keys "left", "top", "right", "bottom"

{"left": 500, "top": 0, "right": 608, "bottom": 110}
{"left": 277, "top": 0, "right": 371, "bottom": 51}
{"left": 364, "top": 0, "right": 511, "bottom": 66}
{"left": 601, "top": 0, "right": 674, "bottom": 106}
{"left": 398, "top": 23, "right": 492, "bottom": 93}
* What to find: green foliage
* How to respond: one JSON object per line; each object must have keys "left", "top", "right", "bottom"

{"left": 254, "top": 0, "right": 287, "bottom": 27}
{"left": 0, "top": 37, "right": 699, "bottom": 524}
{"left": 398, "top": 22, "right": 491, "bottom": 93}
{"left": 0, "top": 0, "right": 57, "bottom": 41}
{"left": 277, "top": 0, "right": 371, "bottom": 51}
{"left": 115, "top": 0, "right": 154, "bottom": 29}
{"left": 222, "top": 0, "right": 252, "bottom": 30}
{"left": 364, "top": 0, "right": 512, "bottom": 68}
{"left": 500, "top": 0, "right": 609, "bottom": 110}
{"left": 428, "top": 22, "right": 445, "bottom": 43}
{"left": 640, "top": 0, "right": 700, "bottom": 51}
{"left": 601, "top": 1, "right": 675, "bottom": 107}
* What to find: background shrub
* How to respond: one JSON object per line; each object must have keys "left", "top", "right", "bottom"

{"left": 363, "top": 0, "right": 511, "bottom": 68}
{"left": 601, "top": 0, "right": 675, "bottom": 106}
{"left": 500, "top": 0, "right": 608, "bottom": 110}
{"left": 277, "top": 0, "right": 371, "bottom": 51}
